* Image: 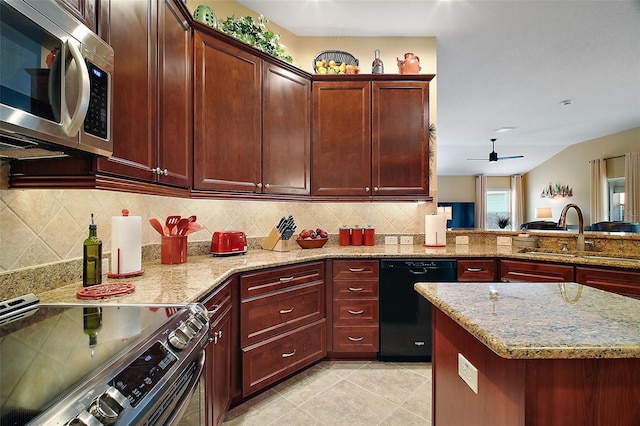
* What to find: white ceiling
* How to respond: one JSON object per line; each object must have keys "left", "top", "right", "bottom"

{"left": 237, "top": 0, "right": 640, "bottom": 176}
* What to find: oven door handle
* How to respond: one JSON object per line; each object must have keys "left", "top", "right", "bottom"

{"left": 164, "top": 350, "right": 206, "bottom": 426}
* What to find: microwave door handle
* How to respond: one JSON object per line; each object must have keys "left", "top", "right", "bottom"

{"left": 47, "top": 50, "right": 63, "bottom": 123}
{"left": 62, "top": 41, "right": 90, "bottom": 136}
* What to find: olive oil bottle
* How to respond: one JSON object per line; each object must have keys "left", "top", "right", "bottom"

{"left": 83, "top": 213, "right": 102, "bottom": 287}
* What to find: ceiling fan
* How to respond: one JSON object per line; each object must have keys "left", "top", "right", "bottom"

{"left": 467, "top": 138, "right": 524, "bottom": 162}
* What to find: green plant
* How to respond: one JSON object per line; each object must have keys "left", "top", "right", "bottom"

{"left": 497, "top": 215, "right": 511, "bottom": 229}
{"left": 220, "top": 15, "right": 293, "bottom": 64}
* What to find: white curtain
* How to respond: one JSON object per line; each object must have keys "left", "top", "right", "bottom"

{"left": 475, "top": 175, "right": 487, "bottom": 229}
{"left": 589, "top": 158, "right": 608, "bottom": 223}
{"left": 511, "top": 175, "right": 523, "bottom": 230}
{"left": 624, "top": 151, "right": 640, "bottom": 222}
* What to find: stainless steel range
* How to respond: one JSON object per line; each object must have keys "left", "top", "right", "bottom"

{"left": 0, "top": 294, "right": 209, "bottom": 426}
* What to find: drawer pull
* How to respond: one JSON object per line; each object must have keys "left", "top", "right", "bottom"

{"left": 348, "top": 309, "right": 365, "bottom": 315}
{"left": 279, "top": 307, "right": 295, "bottom": 314}
{"left": 466, "top": 267, "right": 484, "bottom": 272}
{"left": 348, "top": 287, "right": 364, "bottom": 292}
{"left": 209, "top": 304, "right": 220, "bottom": 316}
{"left": 348, "top": 267, "right": 365, "bottom": 272}
{"left": 348, "top": 336, "right": 364, "bottom": 342}
{"left": 281, "top": 349, "right": 296, "bottom": 358}
{"left": 279, "top": 276, "right": 294, "bottom": 282}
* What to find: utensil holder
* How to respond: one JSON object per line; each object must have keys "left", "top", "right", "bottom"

{"left": 161, "top": 235, "right": 187, "bottom": 264}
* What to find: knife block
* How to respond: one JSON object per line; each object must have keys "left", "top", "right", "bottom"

{"left": 261, "top": 227, "right": 291, "bottom": 252}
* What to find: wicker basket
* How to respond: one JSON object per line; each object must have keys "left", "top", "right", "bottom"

{"left": 313, "top": 50, "right": 359, "bottom": 71}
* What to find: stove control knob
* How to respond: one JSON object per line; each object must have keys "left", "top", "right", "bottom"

{"left": 186, "top": 316, "right": 203, "bottom": 333}
{"left": 67, "top": 410, "right": 103, "bottom": 426}
{"left": 89, "top": 386, "right": 127, "bottom": 425}
{"left": 167, "top": 326, "right": 190, "bottom": 350}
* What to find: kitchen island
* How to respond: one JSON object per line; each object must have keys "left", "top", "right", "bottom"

{"left": 415, "top": 281, "right": 640, "bottom": 425}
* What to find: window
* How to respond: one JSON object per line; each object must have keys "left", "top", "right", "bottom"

{"left": 608, "top": 177, "right": 625, "bottom": 221}
{"left": 486, "top": 189, "right": 511, "bottom": 229}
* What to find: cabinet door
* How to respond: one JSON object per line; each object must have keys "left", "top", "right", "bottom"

{"left": 54, "top": 0, "right": 97, "bottom": 32}
{"left": 312, "top": 81, "right": 371, "bottom": 196}
{"left": 262, "top": 63, "right": 311, "bottom": 195}
{"left": 193, "top": 31, "right": 262, "bottom": 192}
{"left": 97, "top": 0, "right": 157, "bottom": 182}
{"left": 210, "top": 309, "right": 232, "bottom": 426}
{"left": 372, "top": 81, "right": 430, "bottom": 196}
{"left": 156, "top": 0, "right": 191, "bottom": 188}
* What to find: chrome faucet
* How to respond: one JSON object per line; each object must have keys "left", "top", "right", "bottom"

{"left": 557, "top": 203, "right": 585, "bottom": 251}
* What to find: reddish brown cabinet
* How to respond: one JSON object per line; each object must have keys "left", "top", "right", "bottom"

{"left": 329, "top": 260, "right": 380, "bottom": 355}
{"left": 193, "top": 29, "right": 311, "bottom": 195}
{"left": 458, "top": 258, "right": 498, "bottom": 281}
{"left": 239, "top": 262, "right": 326, "bottom": 397}
{"left": 500, "top": 259, "right": 574, "bottom": 282}
{"left": 97, "top": 0, "right": 191, "bottom": 188}
{"left": 55, "top": 0, "right": 98, "bottom": 33}
{"left": 576, "top": 266, "right": 640, "bottom": 299}
{"left": 312, "top": 76, "right": 433, "bottom": 199}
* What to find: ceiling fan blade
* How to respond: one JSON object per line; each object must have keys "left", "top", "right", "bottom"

{"left": 497, "top": 155, "right": 524, "bottom": 160}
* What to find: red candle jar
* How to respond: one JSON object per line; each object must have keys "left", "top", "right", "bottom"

{"left": 351, "top": 227, "right": 363, "bottom": 246}
{"left": 339, "top": 228, "right": 351, "bottom": 246}
{"left": 364, "top": 228, "right": 375, "bottom": 246}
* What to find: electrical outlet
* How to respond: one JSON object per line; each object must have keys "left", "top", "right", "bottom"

{"left": 102, "top": 258, "right": 110, "bottom": 276}
{"left": 455, "top": 236, "right": 469, "bottom": 245}
{"left": 400, "top": 236, "right": 413, "bottom": 245}
{"left": 385, "top": 236, "right": 398, "bottom": 245}
{"left": 458, "top": 353, "right": 478, "bottom": 394}
{"left": 497, "top": 236, "right": 512, "bottom": 246}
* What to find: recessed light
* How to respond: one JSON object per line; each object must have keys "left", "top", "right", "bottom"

{"left": 494, "top": 127, "right": 516, "bottom": 133}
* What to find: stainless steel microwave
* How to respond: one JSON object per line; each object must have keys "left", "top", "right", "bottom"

{"left": 0, "top": 0, "right": 114, "bottom": 159}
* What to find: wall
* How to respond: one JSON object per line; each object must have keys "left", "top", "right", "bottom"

{"left": 438, "top": 176, "right": 475, "bottom": 202}
{"left": 523, "top": 127, "right": 640, "bottom": 226}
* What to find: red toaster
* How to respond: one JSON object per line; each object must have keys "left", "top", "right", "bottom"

{"left": 210, "top": 231, "right": 247, "bottom": 256}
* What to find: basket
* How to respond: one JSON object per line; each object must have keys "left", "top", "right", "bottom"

{"left": 313, "top": 50, "right": 359, "bottom": 71}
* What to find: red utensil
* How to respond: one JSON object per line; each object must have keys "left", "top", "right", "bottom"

{"left": 184, "top": 222, "right": 205, "bottom": 235}
{"left": 175, "top": 218, "right": 189, "bottom": 235}
{"left": 165, "top": 215, "right": 181, "bottom": 235}
{"left": 149, "top": 218, "right": 165, "bottom": 235}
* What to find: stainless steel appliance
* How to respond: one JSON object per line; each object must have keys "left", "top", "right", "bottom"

{"left": 379, "top": 259, "right": 457, "bottom": 361}
{"left": 0, "top": 0, "right": 114, "bottom": 159}
{"left": 0, "top": 294, "right": 208, "bottom": 425}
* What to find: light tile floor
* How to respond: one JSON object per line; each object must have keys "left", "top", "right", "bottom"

{"left": 223, "top": 360, "right": 433, "bottom": 425}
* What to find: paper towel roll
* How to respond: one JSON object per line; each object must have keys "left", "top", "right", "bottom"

{"left": 111, "top": 212, "right": 142, "bottom": 274}
{"left": 425, "top": 214, "right": 447, "bottom": 247}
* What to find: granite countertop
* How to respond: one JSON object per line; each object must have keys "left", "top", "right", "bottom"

{"left": 32, "top": 243, "right": 640, "bottom": 305}
{"left": 415, "top": 281, "right": 640, "bottom": 360}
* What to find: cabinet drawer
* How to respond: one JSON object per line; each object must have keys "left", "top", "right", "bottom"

{"left": 332, "top": 326, "right": 379, "bottom": 352}
{"left": 241, "top": 282, "right": 324, "bottom": 347}
{"left": 500, "top": 259, "right": 574, "bottom": 282}
{"left": 242, "top": 319, "right": 326, "bottom": 397}
{"left": 333, "top": 260, "right": 379, "bottom": 280}
{"left": 458, "top": 259, "right": 497, "bottom": 282}
{"left": 241, "top": 261, "right": 324, "bottom": 299}
{"left": 333, "top": 299, "right": 378, "bottom": 325}
{"left": 201, "top": 279, "right": 233, "bottom": 323}
{"left": 333, "top": 280, "right": 379, "bottom": 298}
{"left": 576, "top": 266, "right": 640, "bottom": 299}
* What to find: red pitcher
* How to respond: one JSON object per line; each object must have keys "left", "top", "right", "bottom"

{"left": 397, "top": 52, "right": 421, "bottom": 74}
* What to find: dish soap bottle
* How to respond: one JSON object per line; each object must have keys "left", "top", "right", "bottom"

{"left": 372, "top": 49, "right": 384, "bottom": 74}
{"left": 83, "top": 213, "right": 102, "bottom": 287}
{"left": 83, "top": 307, "right": 102, "bottom": 357}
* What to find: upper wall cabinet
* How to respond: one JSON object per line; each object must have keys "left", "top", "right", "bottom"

{"left": 192, "top": 29, "right": 311, "bottom": 196}
{"left": 97, "top": 0, "right": 192, "bottom": 189}
{"left": 312, "top": 76, "right": 433, "bottom": 200}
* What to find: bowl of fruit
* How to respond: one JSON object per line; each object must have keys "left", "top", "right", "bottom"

{"left": 296, "top": 228, "right": 329, "bottom": 249}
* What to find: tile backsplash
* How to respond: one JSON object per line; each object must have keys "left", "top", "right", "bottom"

{"left": 0, "top": 188, "right": 435, "bottom": 272}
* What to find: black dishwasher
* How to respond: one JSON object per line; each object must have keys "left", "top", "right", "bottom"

{"left": 379, "top": 259, "right": 457, "bottom": 361}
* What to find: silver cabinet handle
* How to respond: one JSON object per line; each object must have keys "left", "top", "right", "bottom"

{"left": 348, "top": 267, "right": 365, "bottom": 272}
{"left": 256, "top": 182, "right": 263, "bottom": 188}
{"left": 279, "top": 276, "right": 294, "bottom": 282}
{"left": 348, "top": 336, "right": 364, "bottom": 342}
{"left": 374, "top": 187, "right": 379, "bottom": 192}
{"left": 264, "top": 183, "right": 270, "bottom": 188}
{"left": 208, "top": 304, "right": 220, "bottom": 317}
{"left": 281, "top": 349, "right": 296, "bottom": 358}
{"left": 348, "top": 309, "right": 364, "bottom": 315}
{"left": 365, "top": 187, "right": 370, "bottom": 192}
{"left": 279, "top": 307, "right": 294, "bottom": 314}
{"left": 348, "top": 287, "right": 364, "bottom": 291}
{"left": 466, "top": 267, "right": 483, "bottom": 272}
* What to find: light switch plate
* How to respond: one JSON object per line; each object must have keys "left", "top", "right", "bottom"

{"left": 458, "top": 353, "right": 478, "bottom": 394}
{"left": 455, "top": 236, "right": 469, "bottom": 245}
{"left": 385, "top": 236, "right": 398, "bottom": 245}
{"left": 497, "top": 236, "right": 512, "bottom": 246}
{"left": 400, "top": 236, "right": 413, "bottom": 245}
